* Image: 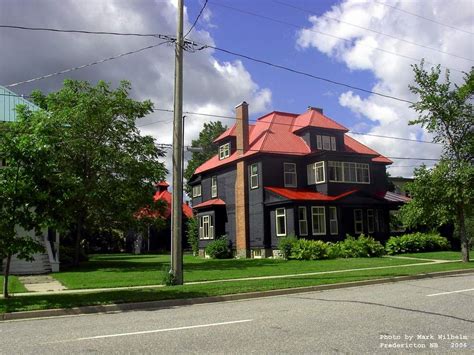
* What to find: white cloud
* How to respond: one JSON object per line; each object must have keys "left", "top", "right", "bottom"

{"left": 296, "top": 0, "right": 472, "bottom": 177}
{"left": 0, "top": 0, "right": 271, "bottom": 189}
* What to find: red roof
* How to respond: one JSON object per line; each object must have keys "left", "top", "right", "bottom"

{"left": 265, "top": 187, "right": 358, "bottom": 201}
{"left": 193, "top": 198, "right": 226, "bottom": 209}
{"left": 375, "top": 191, "right": 411, "bottom": 203}
{"left": 194, "top": 109, "right": 391, "bottom": 175}
{"left": 152, "top": 183, "right": 193, "bottom": 218}
{"left": 291, "top": 109, "right": 349, "bottom": 133}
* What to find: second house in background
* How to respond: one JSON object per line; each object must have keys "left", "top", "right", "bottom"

{"left": 188, "top": 102, "right": 409, "bottom": 258}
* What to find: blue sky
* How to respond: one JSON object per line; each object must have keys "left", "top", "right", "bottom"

{"left": 1, "top": 0, "right": 472, "bottom": 179}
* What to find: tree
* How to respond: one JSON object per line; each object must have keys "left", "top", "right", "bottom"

{"left": 183, "top": 121, "right": 227, "bottom": 196}
{"left": 400, "top": 62, "right": 473, "bottom": 262}
{"left": 3, "top": 80, "right": 167, "bottom": 266}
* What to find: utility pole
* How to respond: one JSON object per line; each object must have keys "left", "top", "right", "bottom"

{"left": 171, "top": 0, "right": 184, "bottom": 285}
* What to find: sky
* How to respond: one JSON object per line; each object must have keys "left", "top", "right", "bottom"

{"left": 1, "top": 0, "right": 473, "bottom": 183}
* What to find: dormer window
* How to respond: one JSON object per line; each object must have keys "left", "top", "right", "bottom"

{"left": 316, "top": 135, "right": 336, "bottom": 151}
{"left": 219, "top": 143, "right": 230, "bottom": 160}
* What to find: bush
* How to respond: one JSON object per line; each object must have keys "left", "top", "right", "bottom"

{"left": 328, "top": 234, "right": 385, "bottom": 258}
{"left": 186, "top": 217, "right": 199, "bottom": 256}
{"left": 385, "top": 232, "right": 450, "bottom": 255}
{"left": 277, "top": 235, "right": 298, "bottom": 259}
{"left": 290, "top": 239, "right": 329, "bottom": 260}
{"left": 205, "top": 236, "right": 232, "bottom": 259}
{"left": 161, "top": 264, "right": 177, "bottom": 286}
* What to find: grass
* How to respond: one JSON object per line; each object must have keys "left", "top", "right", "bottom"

{"left": 401, "top": 251, "right": 467, "bottom": 260}
{"left": 1, "top": 261, "right": 473, "bottom": 314}
{"left": 51, "top": 253, "right": 430, "bottom": 289}
{"left": 0, "top": 276, "right": 28, "bottom": 294}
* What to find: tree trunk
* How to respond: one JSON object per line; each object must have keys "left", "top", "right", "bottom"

{"left": 74, "top": 222, "right": 82, "bottom": 266}
{"left": 458, "top": 207, "right": 470, "bottom": 263}
{"left": 3, "top": 253, "right": 12, "bottom": 298}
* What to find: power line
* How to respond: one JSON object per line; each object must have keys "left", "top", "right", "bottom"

{"left": 274, "top": 0, "right": 474, "bottom": 62}
{"left": 0, "top": 24, "right": 164, "bottom": 38}
{"left": 199, "top": 43, "right": 415, "bottom": 104}
{"left": 373, "top": 0, "right": 474, "bottom": 35}
{"left": 4, "top": 40, "right": 174, "bottom": 88}
{"left": 208, "top": 1, "right": 465, "bottom": 74}
{"left": 184, "top": 0, "right": 209, "bottom": 38}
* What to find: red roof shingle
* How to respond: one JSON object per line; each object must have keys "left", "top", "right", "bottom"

{"left": 265, "top": 187, "right": 358, "bottom": 201}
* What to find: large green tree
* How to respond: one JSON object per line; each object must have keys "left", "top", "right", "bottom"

{"left": 2, "top": 80, "right": 167, "bottom": 267}
{"left": 184, "top": 121, "right": 227, "bottom": 196}
{"left": 400, "top": 62, "right": 473, "bottom": 262}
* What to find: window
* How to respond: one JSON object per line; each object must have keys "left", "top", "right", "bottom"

{"left": 329, "top": 207, "right": 338, "bottom": 235}
{"left": 211, "top": 176, "right": 217, "bottom": 198}
{"left": 298, "top": 207, "right": 308, "bottom": 236}
{"left": 250, "top": 163, "right": 259, "bottom": 189}
{"left": 328, "top": 161, "right": 343, "bottom": 182}
{"left": 219, "top": 143, "right": 230, "bottom": 160}
{"left": 322, "top": 135, "right": 331, "bottom": 151}
{"left": 199, "top": 215, "right": 214, "bottom": 240}
{"left": 316, "top": 135, "right": 336, "bottom": 151}
{"left": 354, "top": 209, "right": 363, "bottom": 234}
{"left": 311, "top": 206, "right": 326, "bottom": 235}
{"left": 331, "top": 137, "right": 336, "bottom": 151}
{"left": 367, "top": 209, "right": 375, "bottom": 233}
{"left": 276, "top": 208, "right": 286, "bottom": 236}
{"left": 192, "top": 184, "right": 201, "bottom": 198}
{"left": 284, "top": 163, "right": 297, "bottom": 187}
{"left": 374, "top": 209, "right": 381, "bottom": 232}
{"left": 307, "top": 162, "right": 325, "bottom": 184}
{"left": 329, "top": 161, "right": 370, "bottom": 184}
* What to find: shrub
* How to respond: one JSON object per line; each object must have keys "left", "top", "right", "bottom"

{"left": 186, "top": 217, "right": 199, "bottom": 256}
{"left": 385, "top": 232, "right": 450, "bottom": 255}
{"left": 205, "top": 236, "right": 232, "bottom": 259}
{"left": 328, "top": 235, "right": 385, "bottom": 258}
{"left": 291, "top": 239, "right": 329, "bottom": 260}
{"left": 161, "top": 264, "right": 177, "bottom": 286}
{"left": 277, "top": 235, "right": 298, "bottom": 259}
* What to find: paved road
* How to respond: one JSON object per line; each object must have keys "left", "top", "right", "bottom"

{"left": 1, "top": 274, "right": 473, "bottom": 354}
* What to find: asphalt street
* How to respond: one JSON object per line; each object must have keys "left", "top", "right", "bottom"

{"left": 1, "top": 274, "right": 473, "bottom": 354}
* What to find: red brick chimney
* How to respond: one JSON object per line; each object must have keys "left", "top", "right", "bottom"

{"left": 234, "top": 101, "right": 250, "bottom": 258}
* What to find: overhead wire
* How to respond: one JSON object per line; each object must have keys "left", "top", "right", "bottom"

{"left": 208, "top": 1, "right": 465, "bottom": 74}
{"left": 4, "top": 40, "right": 174, "bottom": 88}
{"left": 184, "top": 0, "right": 209, "bottom": 38}
{"left": 373, "top": 0, "right": 474, "bottom": 35}
{"left": 274, "top": 0, "right": 473, "bottom": 62}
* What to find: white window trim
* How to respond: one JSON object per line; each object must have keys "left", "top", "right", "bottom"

{"left": 367, "top": 209, "right": 375, "bottom": 234}
{"left": 315, "top": 161, "right": 325, "bottom": 184}
{"left": 329, "top": 206, "right": 338, "bottom": 235}
{"left": 311, "top": 206, "right": 326, "bottom": 235}
{"left": 192, "top": 184, "right": 202, "bottom": 198}
{"left": 354, "top": 209, "right": 364, "bottom": 234}
{"left": 199, "top": 215, "right": 214, "bottom": 240}
{"left": 250, "top": 163, "right": 259, "bottom": 189}
{"left": 211, "top": 176, "right": 217, "bottom": 198}
{"left": 276, "top": 208, "right": 287, "bottom": 237}
{"left": 219, "top": 143, "right": 230, "bottom": 160}
{"left": 283, "top": 163, "right": 297, "bottom": 188}
{"left": 298, "top": 206, "right": 308, "bottom": 236}
{"left": 328, "top": 161, "right": 370, "bottom": 184}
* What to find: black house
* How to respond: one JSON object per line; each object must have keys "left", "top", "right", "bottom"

{"left": 189, "top": 102, "right": 409, "bottom": 258}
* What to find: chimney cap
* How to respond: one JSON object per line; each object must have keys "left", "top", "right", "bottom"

{"left": 308, "top": 106, "right": 323, "bottom": 114}
{"left": 235, "top": 101, "right": 248, "bottom": 109}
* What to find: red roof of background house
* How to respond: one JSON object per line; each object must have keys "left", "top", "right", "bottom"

{"left": 195, "top": 109, "right": 391, "bottom": 175}
{"left": 153, "top": 183, "right": 193, "bottom": 218}
{"left": 265, "top": 187, "right": 358, "bottom": 201}
{"left": 375, "top": 191, "right": 411, "bottom": 203}
{"left": 193, "top": 198, "right": 226, "bottom": 209}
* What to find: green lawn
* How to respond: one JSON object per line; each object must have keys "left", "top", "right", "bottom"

{"left": 0, "top": 276, "right": 28, "bottom": 294}
{"left": 2, "top": 261, "right": 473, "bottom": 314}
{"left": 401, "top": 251, "right": 468, "bottom": 260}
{"left": 52, "top": 253, "right": 431, "bottom": 289}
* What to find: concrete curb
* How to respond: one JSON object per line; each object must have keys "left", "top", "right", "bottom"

{"left": 2, "top": 268, "right": 473, "bottom": 321}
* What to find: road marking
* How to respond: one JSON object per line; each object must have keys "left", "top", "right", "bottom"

{"left": 46, "top": 319, "right": 253, "bottom": 343}
{"left": 427, "top": 288, "right": 474, "bottom": 297}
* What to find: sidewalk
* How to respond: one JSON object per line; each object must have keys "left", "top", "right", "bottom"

{"left": 9, "top": 256, "right": 460, "bottom": 297}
